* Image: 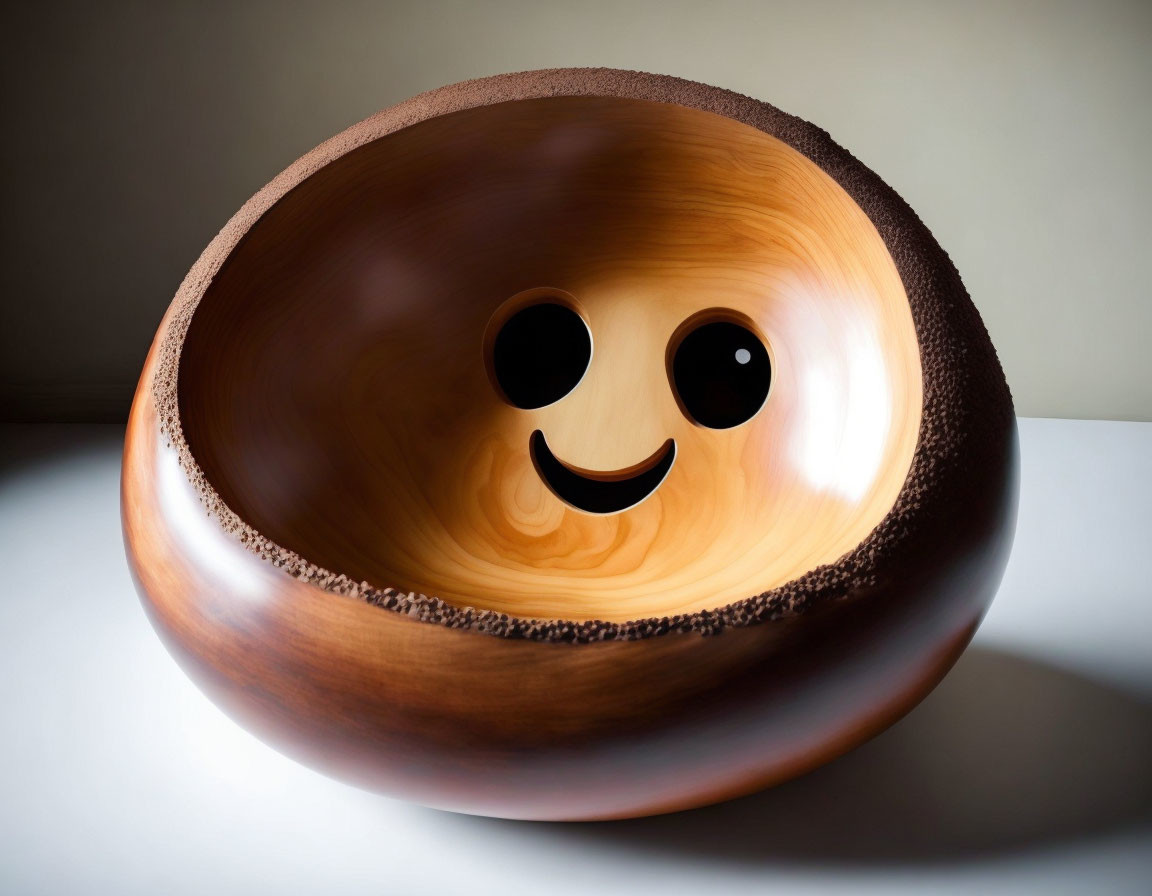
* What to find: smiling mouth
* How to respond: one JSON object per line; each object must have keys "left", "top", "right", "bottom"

{"left": 529, "top": 430, "right": 677, "bottom": 515}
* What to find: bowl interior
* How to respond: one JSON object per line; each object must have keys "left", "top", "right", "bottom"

{"left": 178, "top": 95, "right": 922, "bottom": 622}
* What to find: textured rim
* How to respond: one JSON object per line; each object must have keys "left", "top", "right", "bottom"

{"left": 151, "top": 68, "right": 1012, "bottom": 642}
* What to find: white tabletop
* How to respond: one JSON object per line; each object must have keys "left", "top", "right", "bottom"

{"left": 1, "top": 418, "right": 1149, "bottom": 894}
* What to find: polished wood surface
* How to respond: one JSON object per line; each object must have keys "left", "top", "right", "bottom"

{"left": 125, "top": 343, "right": 1015, "bottom": 819}
{"left": 177, "top": 96, "right": 922, "bottom": 621}
{"left": 123, "top": 72, "right": 1018, "bottom": 820}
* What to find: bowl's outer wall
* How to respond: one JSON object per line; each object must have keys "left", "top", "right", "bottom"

{"left": 124, "top": 320, "right": 1017, "bottom": 821}
{"left": 121, "top": 69, "right": 1019, "bottom": 820}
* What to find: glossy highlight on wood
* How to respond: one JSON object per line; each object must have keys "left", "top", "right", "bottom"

{"left": 122, "top": 68, "right": 1018, "bottom": 820}
{"left": 175, "top": 94, "right": 922, "bottom": 622}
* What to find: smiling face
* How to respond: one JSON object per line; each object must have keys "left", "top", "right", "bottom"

{"left": 179, "top": 95, "right": 923, "bottom": 622}
{"left": 486, "top": 295, "right": 773, "bottom": 514}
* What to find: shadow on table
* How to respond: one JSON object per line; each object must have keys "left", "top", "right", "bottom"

{"left": 450, "top": 647, "right": 1152, "bottom": 867}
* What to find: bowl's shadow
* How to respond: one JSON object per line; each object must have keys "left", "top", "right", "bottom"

{"left": 446, "top": 646, "right": 1152, "bottom": 866}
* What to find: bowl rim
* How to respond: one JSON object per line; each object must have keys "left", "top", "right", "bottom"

{"left": 149, "top": 67, "right": 1013, "bottom": 642}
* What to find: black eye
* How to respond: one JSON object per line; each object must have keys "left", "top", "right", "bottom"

{"left": 670, "top": 318, "right": 772, "bottom": 428}
{"left": 490, "top": 302, "right": 591, "bottom": 409}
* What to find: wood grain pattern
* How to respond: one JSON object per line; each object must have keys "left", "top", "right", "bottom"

{"left": 125, "top": 341, "right": 1013, "bottom": 818}
{"left": 177, "top": 96, "right": 922, "bottom": 621}
{"left": 122, "top": 70, "right": 1018, "bottom": 820}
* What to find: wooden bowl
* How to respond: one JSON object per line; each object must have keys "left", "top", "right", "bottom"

{"left": 122, "top": 69, "right": 1017, "bottom": 820}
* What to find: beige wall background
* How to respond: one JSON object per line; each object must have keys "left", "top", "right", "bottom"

{"left": 2, "top": 0, "right": 1149, "bottom": 421}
